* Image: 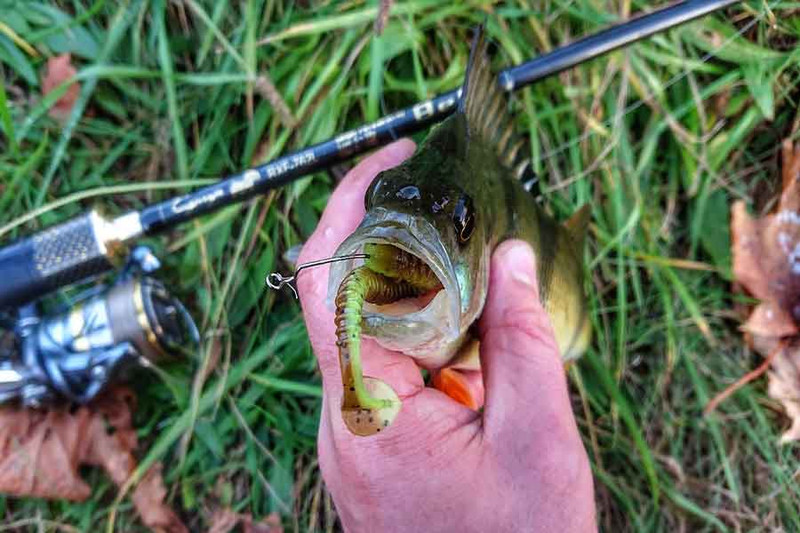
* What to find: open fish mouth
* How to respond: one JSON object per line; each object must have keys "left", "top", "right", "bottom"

{"left": 327, "top": 208, "right": 462, "bottom": 363}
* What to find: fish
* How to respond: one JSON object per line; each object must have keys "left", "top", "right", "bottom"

{"left": 326, "top": 26, "right": 592, "bottom": 436}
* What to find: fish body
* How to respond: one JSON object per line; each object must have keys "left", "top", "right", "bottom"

{"left": 327, "top": 27, "right": 591, "bottom": 434}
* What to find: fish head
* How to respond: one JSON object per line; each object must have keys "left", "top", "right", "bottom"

{"left": 327, "top": 160, "right": 490, "bottom": 368}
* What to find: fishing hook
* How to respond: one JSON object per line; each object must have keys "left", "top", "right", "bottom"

{"left": 266, "top": 253, "right": 370, "bottom": 299}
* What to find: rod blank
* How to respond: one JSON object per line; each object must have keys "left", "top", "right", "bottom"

{"left": 499, "top": 0, "right": 740, "bottom": 90}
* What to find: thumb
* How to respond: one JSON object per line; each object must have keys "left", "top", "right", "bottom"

{"left": 478, "top": 240, "right": 576, "bottom": 441}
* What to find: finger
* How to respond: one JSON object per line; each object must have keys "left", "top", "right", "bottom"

{"left": 478, "top": 240, "right": 577, "bottom": 442}
{"left": 296, "top": 139, "right": 416, "bottom": 383}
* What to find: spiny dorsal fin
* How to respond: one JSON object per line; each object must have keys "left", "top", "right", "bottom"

{"left": 460, "top": 25, "right": 537, "bottom": 192}
{"left": 564, "top": 204, "right": 591, "bottom": 252}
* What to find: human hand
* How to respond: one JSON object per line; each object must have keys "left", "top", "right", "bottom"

{"left": 297, "top": 139, "right": 596, "bottom": 532}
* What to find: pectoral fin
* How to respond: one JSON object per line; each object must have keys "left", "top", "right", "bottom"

{"left": 432, "top": 338, "right": 484, "bottom": 409}
{"left": 433, "top": 368, "right": 485, "bottom": 410}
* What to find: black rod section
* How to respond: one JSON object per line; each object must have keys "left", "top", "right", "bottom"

{"left": 137, "top": 0, "right": 738, "bottom": 235}
{"left": 498, "top": 0, "right": 740, "bottom": 91}
{"left": 138, "top": 89, "right": 461, "bottom": 234}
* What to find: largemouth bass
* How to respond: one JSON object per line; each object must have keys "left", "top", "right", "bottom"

{"left": 327, "top": 27, "right": 591, "bottom": 436}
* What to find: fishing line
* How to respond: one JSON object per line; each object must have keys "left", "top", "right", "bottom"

{"left": 266, "top": 253, "right": 370, "bottom": 298}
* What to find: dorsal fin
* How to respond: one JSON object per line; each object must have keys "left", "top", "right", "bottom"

{"left": 564, "top": 204, "right": 591, "bottom": 252}
{"left": 459, "top": 25, "right": 537, "bottom": 193}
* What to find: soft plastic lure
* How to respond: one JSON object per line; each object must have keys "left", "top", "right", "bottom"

{"left": 333, "top": 244, "right": 441, "bottom": 435}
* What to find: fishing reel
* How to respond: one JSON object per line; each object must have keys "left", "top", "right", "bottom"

{"left": 0, "top": 246, "right": 199, "bottom": 407}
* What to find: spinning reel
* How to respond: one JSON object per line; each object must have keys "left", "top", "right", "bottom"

{"left": 0, "top": 246, "right": 199, "bottom": 407}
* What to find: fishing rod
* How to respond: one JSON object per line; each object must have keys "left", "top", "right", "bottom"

{"left": 0, "top": 0, "right": 739, "bottom": 405}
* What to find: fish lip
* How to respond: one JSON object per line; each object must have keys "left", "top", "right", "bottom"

{"left": 326, "top": 207, "right": 461, "bottom": 343}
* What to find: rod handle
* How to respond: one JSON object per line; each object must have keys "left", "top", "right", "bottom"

{"left": 0, "top": 212, "right": 116, "bottom": 309}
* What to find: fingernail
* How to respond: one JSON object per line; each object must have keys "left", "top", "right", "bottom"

{"left": 504, "top": 242, "right": 537, "bottom": 288}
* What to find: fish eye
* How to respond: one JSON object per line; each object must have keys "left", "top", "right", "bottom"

{"left": 453, "top": 195, "right": 475, "bottom": 243}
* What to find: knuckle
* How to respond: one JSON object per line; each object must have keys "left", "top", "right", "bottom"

{"left": 493, "top": 418, "right": 591, "bottom": 495}
{"left": 539, "top": 407, "right": 578, "bottom": 445}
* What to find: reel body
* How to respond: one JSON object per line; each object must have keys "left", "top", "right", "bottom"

{"left": 0, "top": 248, "right": 198, "bottom": 406}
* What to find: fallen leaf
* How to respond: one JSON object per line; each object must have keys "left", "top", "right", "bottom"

{"left": 207, "top": 509, "right": 283, "bottom": 533}
{"left": 729, "top": 139, "right": 800, "bottom": 442}
{"left": 41, "top": 53, "right": 80, "bottom": 121}
{"left": 731, "top": 147, "right": 800, "bottom": 341}
{"left": 767, "top": 342, "right": 800, "bottom": 443}
{"left": 0, "top": 388, "right": 186, "bottom": 532}
{"left": 0, "top": 408, "right": 92, "bottom": 500}
{"left": 208, "top": 508, "right": 240, "bottom": 533}
{"left": 732, "top": 139, "right": 800, "bottom": 342}
{"left": 132, "top": 464, "right": 187, "bottom": 533}
{"left": 244, "top": 514, "right": 283, "bottom": 533}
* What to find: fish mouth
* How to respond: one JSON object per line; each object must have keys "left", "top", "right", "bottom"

{"left": 327, "top": 208, "right": 461, "bottom": 361}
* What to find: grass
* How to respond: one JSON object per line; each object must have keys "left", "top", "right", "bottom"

{"left": 1, "top": 0, "right": 799, "bottom": 530}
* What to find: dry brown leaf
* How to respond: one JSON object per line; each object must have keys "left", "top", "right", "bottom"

{"left": 0, "top": 408, "right": 92, "bottom": 500}
{"left": 208, "top": 508, "right": 240, "bottom": 533}
{"left": 0, "top": 388, "right": 186, "bottom": 532}
{"left": 243, "top": 514, "right": 282, "bottom": 533}
{"left": 41, "top": 53, "right": 80, "bottom": 121}
{"left": 132, "top": 464, "right": 187, "bottom": 533}
{"left": 731, "top": 139, "right": 800, "bottom": 442}
{"left": 731, "top": 149, "right": 800, "bottom": 341}
{"left": 767, "top": 343, "right": 800, "bottom": 443}
{"left": 207, "top": 509, "right": 283, "bottom": 533}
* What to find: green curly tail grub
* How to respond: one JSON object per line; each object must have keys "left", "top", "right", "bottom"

{"left": 341, "top": 376, "right": 402, "bottom": 436}
{"left": 334, "top": 267, "right": 405, "bottom": 435}
{"left": 334, "top": 254, "right": 439, "bottom": 436}
{"left": 364, "top": 243, "right": 442, "bottom": 291}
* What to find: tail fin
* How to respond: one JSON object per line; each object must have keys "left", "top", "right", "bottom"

{"left": 460, "top": 25, "right": 537, "bottom": 190}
